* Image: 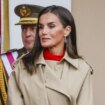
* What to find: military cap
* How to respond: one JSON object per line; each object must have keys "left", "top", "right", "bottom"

{"left": 14, "top": 4, "right": 44, "bottom": 25}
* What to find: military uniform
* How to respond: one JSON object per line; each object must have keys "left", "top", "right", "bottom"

{"left": 0, "top": 4, "right": 44, "bottom": 105}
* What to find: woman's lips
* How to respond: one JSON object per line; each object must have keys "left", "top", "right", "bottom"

{"left": 41, "top": 38, "right": 50, "bottom": 42}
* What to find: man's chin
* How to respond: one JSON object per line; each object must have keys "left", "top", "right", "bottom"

{"left": 25, "top": 46, "right": 33, "bottom": 52}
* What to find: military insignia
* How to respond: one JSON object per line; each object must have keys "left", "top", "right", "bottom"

{"left": 20, "top": 6, "right": 31, "bottom": 17}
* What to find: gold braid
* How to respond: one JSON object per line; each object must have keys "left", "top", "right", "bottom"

{"left": 0, "top": 58, "right": 7, "bottom": 105}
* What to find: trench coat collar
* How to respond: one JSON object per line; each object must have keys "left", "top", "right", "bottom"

{"left": 35, "top": 51, "right": 46, "bottom": 65}
{"left": 63, "top": 51, "right": 79, "bottom": 69}
{"left": 35, "top": 51, "right": 79, "bottom": 69}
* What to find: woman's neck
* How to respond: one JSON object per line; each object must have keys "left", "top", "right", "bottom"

{"left": 48, "top": 47, "right": 64, "bottom": 56}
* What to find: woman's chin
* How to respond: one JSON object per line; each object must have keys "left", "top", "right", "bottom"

{"left": 42, "top": 44, "right": 52, "bottom": 48}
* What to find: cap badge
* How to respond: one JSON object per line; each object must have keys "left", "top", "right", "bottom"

{"left": 20, "top": 6, "right": 31, "bottom": 17}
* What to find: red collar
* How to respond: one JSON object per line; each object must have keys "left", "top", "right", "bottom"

{"left": 43, "top": 49, "right": 65, "bottom": 61}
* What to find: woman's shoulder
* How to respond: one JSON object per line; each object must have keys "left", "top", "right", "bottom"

{"left": 77, "top": 58, "right": 93, "bottom": 75}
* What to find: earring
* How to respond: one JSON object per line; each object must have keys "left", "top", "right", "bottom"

{"left": 64, "top": 36, "right": 67, "bottom": 43}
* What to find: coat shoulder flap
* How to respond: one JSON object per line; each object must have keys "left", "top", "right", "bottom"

{"left": 78, "top": 58, "right": 93, "bottom": 75}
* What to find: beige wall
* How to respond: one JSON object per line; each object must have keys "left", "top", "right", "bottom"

{"left": 72, "top": 0, "right": 105, "bottom": 105}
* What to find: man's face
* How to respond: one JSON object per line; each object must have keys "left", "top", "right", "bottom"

{"left": 21, "top": 24, "right": 37, "bottom": 52}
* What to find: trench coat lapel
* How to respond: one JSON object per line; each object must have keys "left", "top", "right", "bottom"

{"left": 42, "top": 52, "right": 79, "bottom": 99}
{"left": 35, "top": 51, "right": 78, "bottom": 104}
{"left": 44, "top": 65, "right": 72, "bottom": 100}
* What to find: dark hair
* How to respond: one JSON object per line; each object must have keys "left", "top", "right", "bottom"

{"left": 23, "top": 5, "right": 81, "bottom": 74}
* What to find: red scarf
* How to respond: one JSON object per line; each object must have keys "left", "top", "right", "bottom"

{"left": 43, "top": 49, "right": 65, "bottom": 61}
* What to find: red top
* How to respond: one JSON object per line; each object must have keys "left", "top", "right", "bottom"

{"left": 43, "top": 49, "right": 65, "bottom": 61}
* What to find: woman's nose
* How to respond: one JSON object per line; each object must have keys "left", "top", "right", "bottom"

{"left": 41, "top": 27, "right": 48, "bottom": 35}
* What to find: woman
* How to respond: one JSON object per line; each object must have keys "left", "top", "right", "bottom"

{"left": 7, "top": 5, "right": 93, "bottom": 105}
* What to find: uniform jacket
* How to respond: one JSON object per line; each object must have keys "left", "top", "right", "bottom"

{"left": 1, "top": 47, "right": 27, "bottom": 76}
{"left": 17, "top": 47, "right": 27, "bottom": 58}
{"left": 7, "top": 51, "right": 93, "bottom": 105}
{"left": 0, "top": 47, "right": 27, "bottom": 105}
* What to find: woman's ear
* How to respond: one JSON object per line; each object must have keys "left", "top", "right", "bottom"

{"left": 64, "top": 26, "right": 71, "bottom": 37}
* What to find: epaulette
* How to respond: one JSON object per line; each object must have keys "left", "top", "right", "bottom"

{"left": 83, "top": 59, "right": 94, "bottom": 75}
{"left": 13, "top": 52, "right": 29, "bottom": 68}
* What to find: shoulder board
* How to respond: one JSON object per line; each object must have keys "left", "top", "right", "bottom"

{"left": 83, "top": 58, "right": 94, "bottom": 75}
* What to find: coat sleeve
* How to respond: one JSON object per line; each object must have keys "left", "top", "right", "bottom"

{"left": 77, "top": 68, "right": 93, "bottom": 105}
{"left": 6, "top": 71, "right": 24, "bottom": 105}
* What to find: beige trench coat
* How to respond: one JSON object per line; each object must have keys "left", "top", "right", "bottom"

{"left": 7, "top": 52, "right": 93, "bottom": 105}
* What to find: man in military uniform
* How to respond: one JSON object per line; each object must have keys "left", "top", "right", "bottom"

{"left": 0, "top": 4, "right": 44, "bottom": 105}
